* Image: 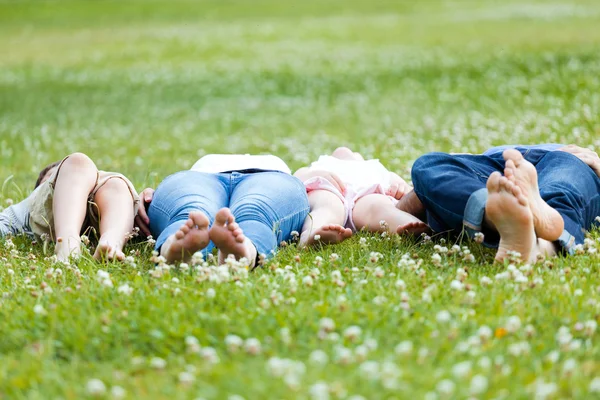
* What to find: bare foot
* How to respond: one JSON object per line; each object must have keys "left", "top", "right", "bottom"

{"left": 55, "top": 236, "right": 82, "bottom": 263}
{"left": 396, "top": 191, "right": 427, "bottom": 221}
{"left": 300, "top": 224, "right": 353, "bottom": 247}
{"left": 209, "top": 208, "right": 256, "bottom": 265}
{"left": 94, "top": 233, "right": 126, "bottom": 262}
{"left": 396, "top": 221, "right": 431, "bottom": 236}
{"left": 503, "top": 149, "right": 564, "bottom": 241}
{"left": 486, "top": 172, "right": 537, "bottom": 263}
{"left": 161, "top": 211, "right": 210, "bottom": 264}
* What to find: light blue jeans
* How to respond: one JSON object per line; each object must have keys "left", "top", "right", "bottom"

{"left": 148, "top": 170, "right": 309, "bottom": 259}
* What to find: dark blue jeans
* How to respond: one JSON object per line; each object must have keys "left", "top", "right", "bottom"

{"left": 411, "top": 149, "right": 600, "bottom": 253}
{"left": 148, "top": 170, "right": 310, "bottom": 258}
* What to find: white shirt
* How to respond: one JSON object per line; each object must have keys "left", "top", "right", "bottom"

{"left": 0, "top": 190, "right": 35, "bottom": 237}
{"left": 190, "top": 154, "right": 291, "bottom": 174}
{"left": 309, "top": 155, "right": 392, "bottom": 192}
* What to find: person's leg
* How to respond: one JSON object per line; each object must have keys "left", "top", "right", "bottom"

{"left": 410, "top": 152, "right": 505, "bottom": 246}
{"left": 485, "top": 172, "right": 558, "bottom": 263}
{"left": 533, "top": 150, "right": 600, "bottom": 253}
{"left": 52, "top": 153, "right": 98, "bottom": 262}
{"left": 92, "top": 177, "right": 136, "bottom": 261}
{"left": 353, "top": 194, "right": 429, "bottom": 235}
{"left": 217, "top": 172, "right": 309, "bottom": 267}
{"left": 299, "top": 190, "right": 351, "bottom": 247}
{"left": 148, "top": 171, "right": 228, "bottom": 263}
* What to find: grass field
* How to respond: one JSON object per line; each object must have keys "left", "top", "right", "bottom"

{"left": 1, "top": 0, "right": 600, "bottom": 398}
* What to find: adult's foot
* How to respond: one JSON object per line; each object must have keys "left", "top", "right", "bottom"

{"left": 161, "top": 211, "right": 210, "bottom": 264}
{"left": 300, "top": 224, "right": 353, "bottom": 247}
{"left": 55, "top": 236, "right": 82, "bottom": 263}
{"left": 486, "top": 172, "right": 537, "bottom": 263}
{"left": 209, "top": 208, "right": 256, "bottom": 265}
{"left": 395, "top": 191, "right": 427, "bottom": 221}
{"left": 396, "top": 221, "right": 431, "bottom": 236}
{"left": 503, "top": 149, "right": 564, "bottom": 241}
{"left": 94, "top": 232, "right": 126, "bottom": 262}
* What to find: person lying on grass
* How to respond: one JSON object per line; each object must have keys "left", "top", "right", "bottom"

{"left": 134, "top": 154, "right": 309, "bottom": 269}
{"left": 398, "top": 144, "right": 600, "bottom": 263}
{"left": 293, "top": 146, "right": 429, "bottom": 247}
{"left": 0, "top": 153, "right": 139, "bottom": 262}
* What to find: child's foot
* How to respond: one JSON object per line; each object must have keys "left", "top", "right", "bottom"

{"left": 94, "top": 233, "right": 126, "bottom": 262}
{"left": 161, "top": 211, "right": 210, "bottom": 264}
{"left": 209, "top": 208, "right": 256, "bottom": 264}
{"left": 503, "top": 149, "right": 564, "bottom": 241}
{"left": 396, "top": 221, "right": 430, "bottom": 236}
{"left": 300, "top": 224, "right": 353, "bottom": 247}
{"left": 486, "top": 172, "right": 537, "bottom": 263}
{"left": 55, "top": 236, "right": 82, "bottom": 263}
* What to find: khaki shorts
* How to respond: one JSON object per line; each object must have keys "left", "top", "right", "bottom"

{"left": 29, "top": 156, "right": 140, "bottom": 241}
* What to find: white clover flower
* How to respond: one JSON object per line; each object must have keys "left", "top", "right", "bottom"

{"left": 343, "top": 326, "right": 362, "bottom": 342}
{"left": 470, "top": 374, "right": 488, "bottom": 395}
{"left": 206, "top": 288, "right": 216, "bottom": 298}
{"left": 436, "top": 379, "right": 456, "bottom": 395}
{"left": 584, "top": 320, "right": 597, "bottom": 336}
{"left": 531, "top": 379, "right": 558, "bottom": 399}
{"left": 179, "top": 371, "right": 195, "bottom": 384}
{"left": 309, "top": 349, "right": 329, "bottom": 365}
{"left": 117, "top": 283, "right": 133, "bottom": 296}
{"left": 334, "top": 346, "right": 353, "bottom": 365}
{"left": 86, "top": 379, "right": 106, "bottom": 396}
{"left": 309, "top": 381, "right": 330, "bottom": 400}
{"left": 506, "top": 316, "right": 522, "bottom": 333}
{"left": 478, "top": 357, "right": 491, "bottom": 370}
{"left": 7, "top": 268, "right": 14, "bottom": 275}
{"left": 452, "top": 361, "right": 472, "bottom": 378}
{"left": 111, "top": 385, "right": 126, "bottom": 399}
{"left": 224, "top": 334, "right": 243, "bottom": 352}
{"left": 431, "top": 253, "right": 442, "bottom": 266}
{"left": 33, "top": 304, "right": 47, "bottom": 315}
{"left": 478, "top": 325, "right": 492, "bottom": 341}
{"left": 359, "top": 360, "right": 380, "bottom": 380}
{"left": 436, "top": 310, "right": 451, "bottom": 323}
{"left": 562, "top": 358, "right": 577, "bottom": 375}
{"left": 200, "top": 347, "right": 220, "bottom": 364}
{"left": 303, "top": 275, "right": 314, "bottom": 287}
{"left": 374, "top": 267, "right": 385, "bottom": 278}
{"left": 150, "top": 357, "right": 167, "bottom": 369}
{"left": 449, "top": 280, "right": 464, "bottom": 291}
{"left": 574, "top": 288, "right": 583, "bottom": 296}
{"left": 508, "top": 341, "right": 531, "bottom": 356}
{"left": 319, "top": 318, "right": 336, "bottom": 333}
{"left": 590, "top": 377, "right": 600, "bottom": 393}
{"left": 244, "top": 338, "right": 262, "bottom": 355}
{"left": 546, "top": 350, "right": 560, "bottom": 364}
{"left": 479, "top": 276, "right": 492, "bottom": 286}
{"left": 395, "top": 340, "right": 413, "bottom": 355}
{"left": 354, "top": 345, "right": 369, "bottom": 362}
{"left": 395, "top": 279, "right": 406, "bottom": 290}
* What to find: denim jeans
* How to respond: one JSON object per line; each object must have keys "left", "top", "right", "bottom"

{"left": 411, "top": 148, "right": 600, "bottom": 254}
{"left": 148, "top": 170, "right": 310, "bottom": 258}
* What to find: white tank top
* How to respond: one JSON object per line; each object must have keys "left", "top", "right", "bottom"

{"left": 190, "top": 154, "right": 291, "bottom": 174}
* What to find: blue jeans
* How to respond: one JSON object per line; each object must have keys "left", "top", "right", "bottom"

{"left": 148, "top": 170, "right": 310, "bottom": 259}
{"left": 412, "top": 148, "right": 600, "bottom": 254}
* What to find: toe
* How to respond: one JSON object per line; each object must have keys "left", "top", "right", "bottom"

{"left": 228, "top": 222, "right": 239, "bottom": 232}
{"left": 175, "top": 230, "right": 185, "bottom": 239}
{"left": 503, "top": 149, "right": 523, "bottom": 164}
{"left": 487, "top": 172, "right": 502, "bottom": 192}
{"left": 180, "top": 224, "right": 191, "bottom": 234}
{"left": 214, "top": 208, "right": 230, "bottom": 225}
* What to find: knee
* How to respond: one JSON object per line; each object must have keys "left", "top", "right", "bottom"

{"left": 63, "top": 152, "right": 96, "bottom": 170}
{"left": 98, "top": 177, "right": 129, "bottom": 193}
{"left": 411, "top": 152, "right": 453, "bottom": 193}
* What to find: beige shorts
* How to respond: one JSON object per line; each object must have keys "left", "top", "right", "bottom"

{"left": 29, "top": 156, "right": 140, "bottom": 241}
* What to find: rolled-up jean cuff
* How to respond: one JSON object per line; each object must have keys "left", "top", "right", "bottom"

{"left": 557, "top": 230, "right": 577, "bottom": 255}
{"left": 463, "top": 188, "right": 488, "bottom": 235}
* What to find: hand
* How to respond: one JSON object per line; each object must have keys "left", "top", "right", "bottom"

{"left": 559, "top": 145, "right": 600, "bottom": 177}
{"left": 386, "top": 173, "right": 413, "bottom": 200}
{"left": 135, "top": 188, "right": 154, "bottom": 238}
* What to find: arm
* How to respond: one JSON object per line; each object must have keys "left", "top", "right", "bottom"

{"left": 559, "top": 145, "right": 600, "bottom": 178}
{"left": 386, "top": 172, "right": 414, "bottom": 200}
{"left": 0, "top": 200, "right": 31, "bottom": 237}
{"left": 293, "top": 167, "right": 346, "bottom": 193}
{"left": 134, "top": 188, "right": 155, "bottom": 238}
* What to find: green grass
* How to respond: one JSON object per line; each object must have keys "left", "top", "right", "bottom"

{"left": 1, "top": 0, "right": 600, "bottom": 398}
